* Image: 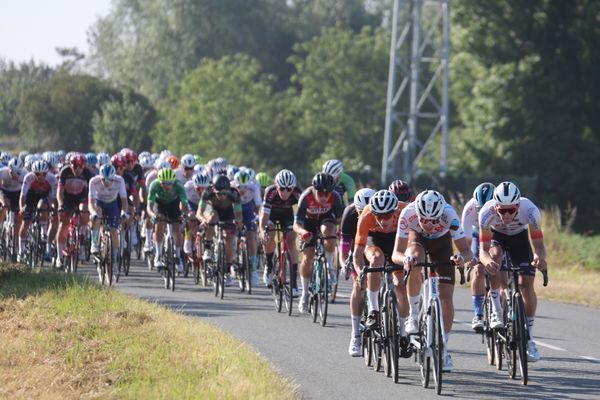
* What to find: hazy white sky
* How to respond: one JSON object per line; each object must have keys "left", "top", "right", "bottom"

{"left": 0, "top": 0, "right": 112, "bottom": 66}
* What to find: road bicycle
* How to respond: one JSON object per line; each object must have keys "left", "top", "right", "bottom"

{"left": 94, "top": 215, "right": 114, "bottom": 286}
{"left": 268, "top": 223, "right": 294, "bottom": 315}
{"left": 235, "top": 226, "right": 252, "bottom": 294}
{"left": 205, "top": 221, "right": 229, "bottom": 299}
{"left": 404, "top": 258, "right": 464, "bottom": 395}
{"left": 24, "top": 208, "right": 47, "bottom": 269}
{"left": 307, "top": 233, "right": 337, "bottom": 327}
{"left": 0, "top": 207, "right": 18, "bottom": 262}
{"left": 62, "top": 209, "right": 82, "bottom": 274}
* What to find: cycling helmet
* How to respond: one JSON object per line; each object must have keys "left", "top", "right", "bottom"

{"left": 31, "top": 160, "right": 49, "bottom": 173}
{"left": 312, "top": 172, "right": 335, "bottom": 192}
{"left": 56, "top": 150, "right": 66, "bottom": 162}
{"left": 121, "top": 149, "right": 137, "bottom": 164}
{"left": 8, "top": 157, "right": 23, "bottom": 173}
{"left": 43, "top": 152, "right": 59, "bottom": 169}
{"left": 322, "top": 159, "right": 344, "bottom": 179}
{"left": 242, "top": 167, "right": 256, "bottom": 181}
{"left": 369, "top": 190, "right": 398, "bottom": 215}
{"left": 139, "top": 151, "right": 151, "bottom": 160}
{"left": 18, "top": 151, "right": 29, "bottom": 162}
{"left": 157, "top": 167, "right": 177, "bottom": 183}
{"left": 212, "top": 174, "right": 231, "bottom": 191}
{"left": 111, "top": 153, "right": 126, "bottom": 168}
{"left": 275, "top": 169, "right": 296, "bottom": 188}
{"left": 234, "top": 170, "right": 251, "bottom": 186}
{"left": 160, "top": 149, "right": 172, "bottom": 159}
{"left": 415, "top": 190, "right": 446, "bottom": 219}
{"left": 227, "top": 165, "right": 240, "bottom": 181}
{"left": 388, "top": 179, "right": 413, "bottom": 202}
{"left": 166, "top": 155, "right": 179, "bottom": 169}
{"left": 194, "top": 154, "right": 202, "bottom": 165}
{"left": 193, "top": 173, "right": 210, "bottom": 188}
{"left": 354, "top": 188, "right": 376, "bottom": 213}
{"left": 256, "top": 172, "right": 270, "bottom": 187}
{"left": 85, "top": 152, "right": 97, "bottom": 166}
{"left": 493, "top": 182, "right": 520, "bottom": 206}
{"left": 0, "top": 152, "right": 12, "bottom": 165}
{"left": 139, "top": 154, "right": 153, "bottom": 169}
{"left": 181, "top": 154, "right": 196, "bottom": 169}
{"left": 155, "top": 159, "right": 171, "bottom": 170}
{"left": 100, "top": 163, "right": 116, "bottom": 181}
{"left": 24, "top": 154, "right": 35, "bottom": 166}
{"left": 473, "top": 182, "right": 496, "bottom": 207}
{"left": 97, "top": 152, "right": 110, "bottom": 166}
{"left": 70, "top": 152, "right": 86, "bottom": 166}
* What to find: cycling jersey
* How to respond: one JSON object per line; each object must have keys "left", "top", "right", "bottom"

{"left": 147, "top": 179, "right": 187, "bottom": 205}
{"left": 397, "top": 202, "right": 465, "bottom": 240}
{"left": 461, "top": 198, "right": 481, "bottom": 255}
{"left": 88, "top": 175, "right": 127, "bottom": 203}
{"left": 334, "top": 172, "right": 357, "bottom": 203}
{"left": 145, "top": 170, "right": 158, "bottom": 192}
{"left": 295, "top": 188, "right": 344, "bottom": 225}
{"left": 262, "top": 185, "right": 302, "bottom": 215}
{"left": 0, "top": 167, "right": 26, "bottom": 192}
{"left": 232, "top": 180, "right": 262, "bottom": 206}
{"left": 21, "top": 172, "right": 57, "bottom": 200}
{"left": 355, "top": 203, "right": 406, "bottom": 247}
{"left": 124, "top": 164, "right": 145, "bottom": 192}
{"left": 199, "top": 187, "right": 242, "bottom": 212}
{"left": 339, "top": 203, "right": 359, "bottom": 254}
{"left": 58, "top": 165, "right": 93, "bottom": 198}
{"left": 184, "top": 180, "right": 201, "bottom": 205}
{"left": 479, "top": 197, "right": 542, "bottom": 241}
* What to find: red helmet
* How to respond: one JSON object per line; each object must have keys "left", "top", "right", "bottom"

{"left": 70, "top": 152, "right": 86, "bottom": 167}
{"left": 388, "top": 179, "right": 413, "bottom": 202}
{"left": 166, "top": 155, "right": 179, "bottom": 169}
{"left": 111, "top": 153, "right": 126, "bottom": 168}
{"left": 122, "top": 149, "right": 137, "bottom": 164}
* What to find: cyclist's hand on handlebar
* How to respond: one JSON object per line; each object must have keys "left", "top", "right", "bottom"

{"left": 120, "top": 211, "right": 129, "bottom": 219}
{"left": 531, "top": 254, "right": 547, "bottom": 270}
{"left": 465, "top": 257, "right": 479, "bottom": 269}
{"left": 300, "top": 231, "right": 312, "bottom": 243}
{"left": 450, "top": 254, "right": 464, "bottom": 267}
{"left": 403, "top": 255, "right": 415, "bottom": 272}
{"left": 484, "top": 260, "right": 500, "bottom": 275}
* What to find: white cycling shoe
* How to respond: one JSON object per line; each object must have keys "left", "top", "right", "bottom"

{"left": 298, "top": 294, "right": 309, "bottom": 314}
{"left": 443, "top": 352, "right": 454, "bottom": 372}
{"left": 405, "top": 317, "right": 419, "bottom": 335}
{"left": 527, "top": 341, "right": 541, "bottom": 362}
{"left": 348, "top": 336, "right": 362, "bottom": 357}
{"left": 490, "top": 312, "right": 504, "bottom": 329}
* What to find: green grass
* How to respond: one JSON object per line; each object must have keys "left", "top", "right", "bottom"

{"left": 0, "top": 264, "right": 298, "bottom": 399}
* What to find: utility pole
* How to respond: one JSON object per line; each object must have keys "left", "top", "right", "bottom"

{"left": 381, "top": 0, "right": 450, "bottom": 185}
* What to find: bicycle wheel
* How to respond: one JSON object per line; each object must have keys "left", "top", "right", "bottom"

{"left": 272, "top": 250, "right": 283, "bottom": 312}
{"left": 431, "top": 300, "right": 444, "bottom": 395}
{"left": 123, "top": 230, "right": 131, "bottom": 276}
{"left": 330, "top": 257, "right": 340, "bottom": 303}
{"left": 283, "top": 252, "right": 293, "bottom": 316}
{"left": 318, "top": 256, "right": 329, "bottom": 326}
{"left": 483, "top": 295, "right": 496, "bottom": 366}
{"left": 135, "top": 222, "right": 142, "bottom": 260}
{"left": 218, "top": 241, "right": 225, "bottom": 299}
{"left": 71, "top": 227, "right": 80, "bottom": 274}
{"left": 245, "top": 245, "right": 252, "bottom": 295}
{"left": 419, "top": 314, "right": 430, "bottom": 388}
{"left": 515, "top": 293, "right": 529, "bottom": 385}
{"left": 373, "top": 331, "right": 383, "bottom": 372}
{"left": 168, "top": 238, "right": 176, "bottom": 291}
{"left": 213, "top": 259, "right": 220, "bottom": 297}
{"left": 238, "top": 242, "right": 247, "bottom": 293}
{"left": 385, "top": 294, "right": 400, "bottom": 383}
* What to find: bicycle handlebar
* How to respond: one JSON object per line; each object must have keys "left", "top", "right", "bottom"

{"left": 466, "top": 263, "right": 548, "bottom": 286}
{"left": 403, "top": 261, "right": 465, "bottom": 286}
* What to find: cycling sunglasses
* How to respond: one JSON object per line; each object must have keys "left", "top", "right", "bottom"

{"left": 161, "top": 181, "right": 174, "bottom": 186}
{"left": 277, "top": 186, "right": 293, "bottom": 192}
{"left": 419, "top": 217, "right": 440, "bottom": 225}
{"left": 497, "top": 207, "right": 517, "bottom": 215}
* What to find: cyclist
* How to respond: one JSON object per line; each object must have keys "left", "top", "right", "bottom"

{"left": 122, "top": 149, "right": 144, "bottom": 250}
{"left": 196, "top": 174, "right": 243, "bottom": 286}
{"left": 0, "top": 158, "right": 26, "bottom": 230}
{"left": 142, "top": 159, "right": 170, "bottom": 253}
{"left": 392, "top": 189, "right": 472, "bottom": 371}
{"left": 255, "top": 172, "right": 270, "bottom": 198}
{"left": 178, "top": 154, "right": 197, "bottom": 184}
{"left": 340, "top": 187, "right": 374, "bottom": 356}
{"left": 56, "top": 153, "right": 93, "bottom": 268}
{"left": 88, "top": 164, "right": 128, "bottom": 279}
{"left": 146, "top": 167, "right": 188, "bottom": 272}
{"left": 294, "top": 172, "right": 344, "bottom": 314}
{"left": 231, "top": 169, "right": 262, "bottom": 286}
{"left": 322, "top": 159, "right": 357, "bottom": 205}
{"left": 18, "top": 160, "right": 57, "bottom": 262}
{"left": 183, "top": 173, "right": 210, "bottom": 259}
{"left": 461, "top": 182, "right": 495, "bottom": 331}
{"left": 259, "top": 169, "right": 302, "bottom": 291}
{"left": 478, "top": 181, "right": 547, "bottom": 362}
{"left": 354, "top": 189, "right": 412, "bottom": 357}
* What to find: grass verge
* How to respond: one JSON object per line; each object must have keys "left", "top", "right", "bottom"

{"left": 0, "top": 264, "right": 298, "bottom": 399}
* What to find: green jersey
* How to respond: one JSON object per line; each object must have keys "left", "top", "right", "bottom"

{"left": 335, "top": 172, "right": 357, "bottom": 203}
{"left": 147, "top": 179, "right": 187, "bottom": 204}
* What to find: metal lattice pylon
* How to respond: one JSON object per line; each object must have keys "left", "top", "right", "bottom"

{"left": 381, "top": 0, "right": 450, "bottom": 185}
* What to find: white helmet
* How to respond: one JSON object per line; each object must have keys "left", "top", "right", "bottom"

{"left": 275, "top": 169, "right": 296, "bottom": 188}
{"left": 493, "top": 182, "right": 520, "bottom": 206}
{"left": 139, "top": 154, "right": 153, "bottom": 169}
{"left": 31, "top": 160, "right": 49, "bottom": 173}
{"left": 322, "top": 159, "right": 343, "bottom": 179}
{"left": 240, "top": 166, "right": 256, "bottom": 181}
{"left": 181, "top": 154, "right": 196, "bottom": 169}
{"left": 354, "top": 188, "right": 376, "bottom": 213}
{"left": 8, "top": 157, "right": 23, "bottom": 173}
{"left": 369, "top": 190, "right": 398, "bottom": 215}
{"left": 415, "top": 190, "right": 445, "bottom": 219}
{"left": 193, "top": 173, "right": 210, "bottom": 188}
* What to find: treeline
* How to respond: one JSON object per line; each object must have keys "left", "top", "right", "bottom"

{"left": 0, "top": 0, "right": 598, "bottom": 231}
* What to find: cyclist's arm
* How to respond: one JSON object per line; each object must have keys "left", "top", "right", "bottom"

{"left": 478, "top": 227, "right": 494, "bottom": 267}
{"left": 119, "top": 180, "right": 129, "bottom": 215}
{"left": 452, "top": 236, "right": 473, "bottom": 264}
{"left": 391, "top": 236, "right": 408, "bottom": 266}
{"left": 529, "top": 214, "right": 547, "bottom": 268}
{"left": 146, "top": 182, "right": 158, "bottom": 219}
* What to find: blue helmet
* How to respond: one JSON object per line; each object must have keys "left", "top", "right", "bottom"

{"left": 100, "top": 163, "right": 116, "bottom": 181}
{"left": 86, "top": 152, "right": 97, "bottom": 166}
{"left": 473, "top": 182, "right": 495, "bottom": 207}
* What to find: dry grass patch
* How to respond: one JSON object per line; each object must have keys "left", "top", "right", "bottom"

{"left": 0, "top": 264, "right": 298, "bottom": 399}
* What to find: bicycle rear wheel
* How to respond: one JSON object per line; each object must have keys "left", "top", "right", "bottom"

{"left": 283, "top": 252, "right": 293, "bottom": 316}
{"left": 218, "top": 242, "right": 225, "bottom": 299}
{"left": 330, "top": 257, "right": 340, "bottom": 303}
{"left": 168, "top": 239, "right": 176, "bottom": 291}
{"left": 123, "top": 230, "right": 131, "bottom": 276}
{"left": 272, "top": 250, "right": 282, "bottom": 312}
{"left": 318, "top": 257, "right": 329, "bottom": 326}
{"left": 515, "top": 293, "right": 528, "bottom": 385}
{"left": 431, "top": 300, "right": 444, "bottom": 395}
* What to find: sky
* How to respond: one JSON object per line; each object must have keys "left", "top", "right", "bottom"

{"left": 0, "top": 0, "right": 112, "bottom": 66}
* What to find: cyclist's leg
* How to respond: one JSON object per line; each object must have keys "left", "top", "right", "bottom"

{"left": 320, "top": 220, "right": 337, "bottom": 278}
{"left": 298, "top": 219, "right": 318, "bottom": 297}
{"left": 285, "top": 226, "right": 298, "bottom": 290}
{"left": 427, "top": 233, "right": 455, "bottom": 333}
{"left": 263, "top": 220, "right": 276, "bottom": 284}
{"left": 406, "top": 231, "right": 426, "bottom": 328}
{"left": 470, "top": 231, "right": 486, "bottom": 327}
{"left": 488, "top": 233, "right": 509, "bottom": 316}
{"left": 153, "top": 203, "right": 167, "bottom": 263}
{"left": 241, "top": 202, "right": 257, "bottom": 272}
{"left": 364, "top": 244, "right": 384, "bottom": 325}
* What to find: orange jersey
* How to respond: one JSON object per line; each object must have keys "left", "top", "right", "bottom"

{"left": 355, "top": 203, "right": 406, "bottom": 247}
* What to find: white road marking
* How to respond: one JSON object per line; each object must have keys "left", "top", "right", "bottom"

{"left": 535, "top": 340, "right": 566, "bottom": 352}
{"left": 578, "top": 356, "right": 600, "bottom": 362}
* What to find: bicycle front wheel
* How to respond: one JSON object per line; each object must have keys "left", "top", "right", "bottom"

{"left": 515, "top": 293, "right": 529, "bottom": 385}
{"left": 386, "top": 294, "right": 400, "bottom": 383}
{"left": 283, "top": 252, "right": 293, "bottom": 316}
{"left": 431, "top": 300, "right": 444, "bottom": 395}
{"left": 318, "top": 257, "right": 328, "bottom": 326}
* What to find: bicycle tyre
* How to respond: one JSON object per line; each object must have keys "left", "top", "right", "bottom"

{"left": 272, "top": 249, "right": 282, "bottom": 312}
{"left": 318, "top": 256, "right": 328, "bottom": 327}
{"left": 389, "top": 295, "right": 400, "bottom": 383}
{"left": 373, "top": 332, "right": 383, "bottom": 372}
{"left": 484, "top": 295, "right": 496, "bottom": 366}
{"left": 431, "top": 300, "right": 444, "bottom": 395}
{"left": 283, "top": 252, "right": 293, "bottom": 316}
{"left": 71, "top": 227, "right": 80, "bottom": 274}
{"left": 123, "top": 229, "right": 131, "bottom": 276}
{"left": 245, "top": 245, "right": 252, "bottom": 295}
{"left": 218, "top": 241, "right": 225, "bottom": 299}
{"left": 238, "top": 241, "right": 247, "bottom": 293}
{"left": 383, "top": 293, "right": 392, "bottom": 378}
{"left": 515, "top": 293, "right": 528, "bottom": 385}
{"left": 419, "top": 313, "right": 430, "bottom": 388}
{"left": 169, "top": 238, "right": 176, "bottom": 291}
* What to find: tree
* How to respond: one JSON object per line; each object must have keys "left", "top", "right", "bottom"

{"left": 92, "top": 90, "right": 156, "bottom": 153}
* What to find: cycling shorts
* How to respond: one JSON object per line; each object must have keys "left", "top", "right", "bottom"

{"left": 491, "top": 229, "right": 535, "bottom": 277}
{"left": 408, "top": 231, "right": 455, "bottom": 285}
{"left": 97, "top": 199, "right": 120, "bottom": 229}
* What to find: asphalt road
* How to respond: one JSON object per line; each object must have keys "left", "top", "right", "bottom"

{"left": 80, "top": 257, "right": 600, "bottom": 400}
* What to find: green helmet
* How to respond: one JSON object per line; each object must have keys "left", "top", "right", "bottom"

{"left": 194, "top": 154, "right": 202, "bottom": 165}
{"left": 256, "top": 172, "right": 270, "bottom": 187}
{"left": 234, "top": 170, "right": 251, "bottom": 186}
{"left": 158, "top": 167, "right": 176, "bottom": 182}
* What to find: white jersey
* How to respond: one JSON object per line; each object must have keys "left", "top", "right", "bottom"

{"left": 0, "top": 167, "right": 26, "bottom": 192}
{"left": 184, "top": 180, "right": 200, "bottom": 204}
{"left": 479, "top": 197, "right": 541, "bottom": 236}
{"left": 175, "top": 168, "right": 188, "bottom": 184}
{"left": 88, "top": 175, "right": 127, "bottom": 203}
{"left": 21, "top": 172, "right": 57, "bottom": 201}
{"left": 461, "top": 198, "right": 480, "bottom": 240}
{"left": 397, "top": 202, "right": 465, "bottom": 240}
{"left": 232, "top": 180, "right": 262, "bottom": 206}
{"left": 145, "top": 170, "right": 158, "bottom": 192}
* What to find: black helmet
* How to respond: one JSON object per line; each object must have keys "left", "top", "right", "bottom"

{"left": 312, "top": 172, "right": 335, "bottom": 192}
{"left": 212, "top": 174, "right": 230, "bottom": 191}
